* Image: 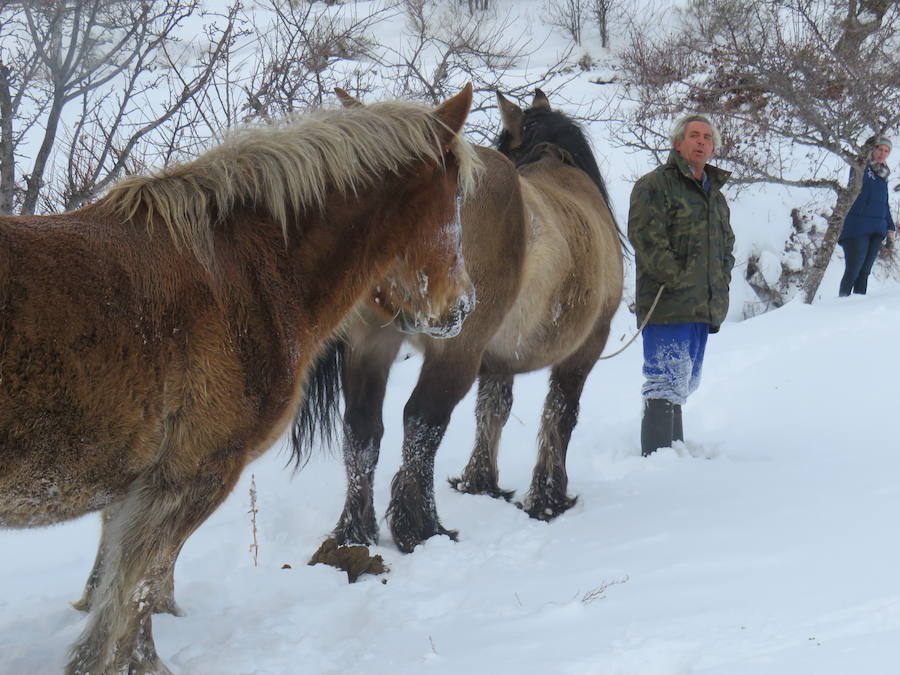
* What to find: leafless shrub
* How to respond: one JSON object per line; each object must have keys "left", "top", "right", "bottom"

{"left": 373, "top": 0, "right": 597, "bottom": 144}
{"left": 240, "top": 0, "right": 395, "bottom": 120}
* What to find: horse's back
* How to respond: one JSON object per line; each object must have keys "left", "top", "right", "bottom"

{"left": 483, "top": 157, "right": 623, "bottom": 371}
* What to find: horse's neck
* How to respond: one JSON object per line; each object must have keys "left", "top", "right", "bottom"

{"left": 283, "top": 202, "right": 404, "bottom": 332}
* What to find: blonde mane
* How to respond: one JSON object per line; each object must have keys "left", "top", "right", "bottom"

{"left": 102, "top": 101, "right": 481, "bottom": 267}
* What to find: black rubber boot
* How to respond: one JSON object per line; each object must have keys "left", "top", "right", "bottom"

{"left": 673, "top": 404, "right": 683, "bottom": 443}
{"left": 641, "top": 398, "right": 675, "bottom": 457}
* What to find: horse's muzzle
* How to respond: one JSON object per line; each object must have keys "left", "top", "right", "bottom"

{"left": 396, "top": 288, "right": 476, "bottom": 339}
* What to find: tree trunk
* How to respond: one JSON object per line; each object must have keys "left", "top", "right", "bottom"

{"left": 597, "top": 6, "right": 609, "bottom": 48}
{"left": 801, "top": 176, "right": 864, "bottom": 304}
{"left": 22, "top": 91, "right": 65, "bottom": 215}
{"left": 0, "top": 63, "right": 15, "bottom": 215}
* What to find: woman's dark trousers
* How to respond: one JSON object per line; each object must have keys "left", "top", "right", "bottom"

{"left": 839, "top": 233, "right": 883, "bottom": 296}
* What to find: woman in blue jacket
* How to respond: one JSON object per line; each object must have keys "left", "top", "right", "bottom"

{"left": 838, "top": 136, "right": 894, "bottom": 296}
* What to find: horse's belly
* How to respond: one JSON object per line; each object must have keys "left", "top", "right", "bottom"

{"left": 484, "top": 298, "right": 603, "bottom": 373}
{"left": 0, "top": 477, "right": 116, "bottom": 529}
{"left": 0, "top": 427, "right": 135, "bottom": 529}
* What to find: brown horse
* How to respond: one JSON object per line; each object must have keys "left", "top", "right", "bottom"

{"left": 298, "top": 89, "right": 624, "bottom": 553}
{"left": 0, "top": 86, "right": 478, "bottom": 675}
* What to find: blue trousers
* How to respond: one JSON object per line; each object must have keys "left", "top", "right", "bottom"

{"left": 641, "top": 323, "right": 710, "bottom": 405}
{"left": 839, "top": 233, "right": 883, "bottom": 296}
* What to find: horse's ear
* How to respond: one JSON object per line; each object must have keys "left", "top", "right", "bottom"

{"left": 496, "top": 91, "right": 524, "bottom": 148}
{"left": 334, "top": 87, "right": 362, "bottom": 108}
{"left": 433, "top": 82, "right": 473, "bottom": 147}
{"left": 532, "top": 88, "right": 551, "bottom": 110}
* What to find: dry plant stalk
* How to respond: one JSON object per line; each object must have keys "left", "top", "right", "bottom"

{"left": 249, "top": 474, "right": 259, "bottom": 567}
{"left": 581, "top": 575, "right": 629, "bottom": 604}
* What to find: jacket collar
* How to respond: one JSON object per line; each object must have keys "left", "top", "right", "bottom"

{"left": 666, "top": 150, "right": 731, "bottom": 190}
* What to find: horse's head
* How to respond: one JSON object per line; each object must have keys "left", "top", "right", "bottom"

{"left": 371, "top": 189, "right": 475, "bottom": 338}
{"left": 495, "top": 90, "right": 600, "bottom": 178}
{"left": 495, "top": 89, "right": 552, "bottom": 164}
{"left": 494, "top": 88, "right": 619, "bottom": 237}
{"left": 337, "top": 85, "right": 478, "bottom": 339}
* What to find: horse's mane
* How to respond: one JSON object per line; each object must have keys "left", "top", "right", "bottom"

{"left": 498, "top": 108, "right": 610, "bottom": 207}
{"left": 102, "top": 101, "right": 480, "bottom": 267}
{"left": 496, "top": 105, "right": 624, "bottom": 243}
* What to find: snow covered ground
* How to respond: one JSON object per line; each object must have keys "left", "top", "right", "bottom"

{"left": 3, "top": 272, "right": 899, "bottom": 675}
{"left": 3, "top": 1, "right": 900, "bottom": 673}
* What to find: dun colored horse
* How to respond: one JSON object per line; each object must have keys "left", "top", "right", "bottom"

{"left": 298, "top": 89, "right": 624, "bottom": 553}
{"left": 0, "top": 86, "right": 478, "bottom": 675}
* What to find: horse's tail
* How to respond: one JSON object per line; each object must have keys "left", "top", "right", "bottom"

{"left": 289, "top": 338, "right": 345, "bottom": 470}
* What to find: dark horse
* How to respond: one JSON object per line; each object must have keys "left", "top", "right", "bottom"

{"left": 300, "top": 89, "right": 624, "bottom": 553}
{"left": 0, "top": 86, "right": 478, "bottom": 675}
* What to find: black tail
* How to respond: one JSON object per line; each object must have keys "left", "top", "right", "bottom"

{"left": 289, "top": 338, "right": 345, "bottom": 470}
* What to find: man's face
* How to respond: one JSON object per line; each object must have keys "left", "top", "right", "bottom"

{"left": 674, "top": 121, "right": 715, "bottom": 171}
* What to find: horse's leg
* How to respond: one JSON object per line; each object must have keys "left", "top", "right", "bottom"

{"left": 73, "top": 502, "right": 183, "bottom": 617}
{"left": 522, "top": 324, "right": 610, "bottom": 521}
{"left": 66, "top": 451, "right": 244, "bottom": 675}
{"left": 388, "top": 349, "right": 480, "bottom": 553}
{"left": 333, "top": 330, "right": 403, "bottom": 546}
{"left": 449, "top": 373, "right": 515, "bottom": 500}
{"left": 74, "top": 502, "right": 184, "bottom": 617}
{"left": 72, "top": 504, "right": 118, "bottom": 612}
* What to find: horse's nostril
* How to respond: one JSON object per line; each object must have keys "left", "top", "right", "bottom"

{"left": 456, "top": 297, "right": 473, "bottom": 323}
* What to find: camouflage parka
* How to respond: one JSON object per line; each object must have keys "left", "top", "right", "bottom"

{"left": 628, "top": 150, "right": 735, "bottom": 333}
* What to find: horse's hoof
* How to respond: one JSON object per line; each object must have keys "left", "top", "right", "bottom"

{"left": 332, "top": 533, "right": 378, "bottom": 547}
{"left": 392, "top": 524, "right": 458, "bottom": 554}
{"left": 437, "top": 524, "right": 459, "bottom": 542}
{"left": 448, "top": 476, "right": 514, "bottom": 501}
{"left": 517, "top": 494, "right": 578, "bottom": 521}
{"left": 331, "top": 521, "right": 379, "bottom": 547}
{"left": 66, "top": 650, "right": 174, "bottom": 675}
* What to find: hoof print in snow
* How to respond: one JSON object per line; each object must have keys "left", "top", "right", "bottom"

{"left": 308, "top": 538, "right": 389, "bottom": 583}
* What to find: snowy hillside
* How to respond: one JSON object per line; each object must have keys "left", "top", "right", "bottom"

{"left": 3, "top": 1, "right": 900, "bottom": 674}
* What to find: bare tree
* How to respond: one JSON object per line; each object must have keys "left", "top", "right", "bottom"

{"left": 614, "top": 0, "right": 900, "bottom": 303}
{"left": 0, "top": 0, "right": 238, "bottom": 214}
{"left": 458, "top": 0, "right": 489, "bottom": 14}
{"left": 591, "top": 0, "right": 615, "bottom": 48}
{"left": 543, "top": 0, "right": 586, "bottom": 45}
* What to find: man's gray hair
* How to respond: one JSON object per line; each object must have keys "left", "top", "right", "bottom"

{"left": 670, "top": 114, "right": 721, "bottom": 150}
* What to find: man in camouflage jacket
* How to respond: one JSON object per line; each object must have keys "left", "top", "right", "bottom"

{"left": 628, "top": 113, "right": 735, "bottom": 456}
